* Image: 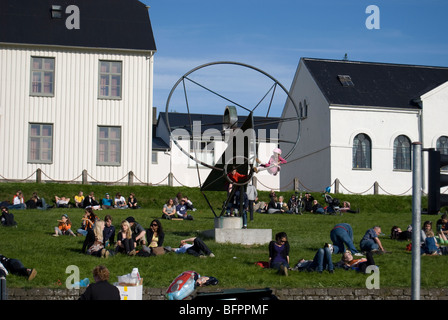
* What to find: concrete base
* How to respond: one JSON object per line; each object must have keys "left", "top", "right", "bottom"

{"left": 200, "top": 216, "right": 272, "bottom": 245}
{"left": 214, "top": 216, "right": 242, "bottom": 229}
{"left": 215, "top": 228, "right": 272, "bottom": 245}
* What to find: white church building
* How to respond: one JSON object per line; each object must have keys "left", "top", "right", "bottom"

{"left": 280, "top": 58, "right": 448, "bottom": 195}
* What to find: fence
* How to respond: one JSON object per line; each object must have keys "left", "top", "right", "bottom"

{"left": 1, "top": 168, "right": 444, "bottom": 196}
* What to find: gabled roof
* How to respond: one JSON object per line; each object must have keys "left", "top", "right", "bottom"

{"left": 0, "top": 0, "right": 156, "bottom": 52}
{"left": 158, "top": 112, "right": 280, "bottom": 139}
{"left": 302, "top": 58, "right": 448, "bottom": 109}
{"left": 152, "top": 136, "right": 170, "bottom": 151}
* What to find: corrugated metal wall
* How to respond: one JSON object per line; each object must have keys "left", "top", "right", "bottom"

{"left": 0, "top": 44, "right": 154, "bottom": 183}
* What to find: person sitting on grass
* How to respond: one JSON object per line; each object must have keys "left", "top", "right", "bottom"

{"left": 81, "top": 220, "right": 109, "bottom": 258}
{"left": 115, "top": 220, "right": 136, "bottom": 256}
{"left": 74, "top": 191, "right": 85, "bottom": 208}
{"left": 101, "top": 193, "right": 114, "bottom": 210}
{"left": 176, "top": 198, "right": 193, "bottom": 220}
{"left": 103, "top": 215, "right": 115, "bottom": 247}
{"left": 126, "top": 216, "right": 146, "bottom": 247}
{"left": 268, "top": 232, "right": 290, "bottom": 276}
{"left": 162, "top": 198, "right": 177, "bottom": 220}
{"left": 53, "top": 214, "right": 76, "bottom": 237}
{"left": 77, "top": 208, "right": 98, "bottom": 236}
{"left": 114, "top": 193, "right": 128, "bottom": 209}
{"left": 1, "top": 206, "right": 17, "bottom": 227}
{"left": 360, "top": 226, "right": 386, "bottom": 254}
{"left": 127, "top": 193, "right": 139, "bottom": 209}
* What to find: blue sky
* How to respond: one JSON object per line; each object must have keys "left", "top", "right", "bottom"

{"left": 142, "top": 0, "right": 448, "bottom": 117}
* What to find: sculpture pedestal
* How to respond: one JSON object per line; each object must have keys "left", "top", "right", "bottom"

{"left": 202, "top": 216, "right": 271, "bottom": 245}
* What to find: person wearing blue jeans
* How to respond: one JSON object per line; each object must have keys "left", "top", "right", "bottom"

{"left": 360, "top": 226, "right": 384, "bottom": 253}
{"left": 293, "top": 245, "right": 334, "bottom": 273}
{"left": 330, "top": 223, "right": 362, "bottom": 255}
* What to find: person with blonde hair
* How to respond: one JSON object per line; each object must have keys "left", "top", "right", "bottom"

{"left": 82, "top": 220, "right": 109, "bottom": 258}
{"left": 115, "top": 220, "right": 136, "bottom": 255}
{"left": 79, "top": 265, "right": 120, "bottom": 300}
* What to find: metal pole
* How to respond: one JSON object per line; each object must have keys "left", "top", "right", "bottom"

{"left": 412, "top": 142, "right": 422, "bottom": 300}
{"left": 0, "top": 276, "right": 7, "bottom": 300}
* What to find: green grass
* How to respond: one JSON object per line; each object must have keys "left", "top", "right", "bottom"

{"left": 0, "top": 182, "right": 446, "bottom": 290}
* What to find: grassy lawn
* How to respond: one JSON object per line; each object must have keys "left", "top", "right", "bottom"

{"left": 1, "top": 182, "right": 446, "bottom": 291}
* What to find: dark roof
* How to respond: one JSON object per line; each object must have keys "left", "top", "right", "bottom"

{"left": 0, "top": 0, "right": 156, "bottom": 51}
{"left": 303, "top": 58, "right": 448, "bottom": 109}
{"left": 158, "top": 112, "right": 280, "bottom": 139}
{"left": 152, "top": 136, "right": 169, "bottom": 151}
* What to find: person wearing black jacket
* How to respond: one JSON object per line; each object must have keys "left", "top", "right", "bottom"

{"left": 303, "top": 193, "right": 314, "bottom": 212}
{"left": 268, "top": 232, "right": 290, "bottom": 276}
{"left": 0, "top": 254, "right": 36, "bottom": 280}
{"left": 79, "top": 265, "right": 120, "bottom": 300}
{"left": 81, "top": 220, "right": 109, "bottom": 258}
{"left": 83, "top": 192, "right": 100, "bottom": 209}
{"left": 1, "top": 207, "right": 17, "bottom": 227}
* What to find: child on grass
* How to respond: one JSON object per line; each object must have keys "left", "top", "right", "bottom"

{"left": 53, "top": 214, "right": 76, "bottom": 237}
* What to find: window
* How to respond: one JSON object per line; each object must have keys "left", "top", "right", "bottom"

{"left": 393, "top": 135, "right": 411, "bottom": 170}
{"left": 303, "top": 99, "right": 308, "bottom": 118}
{"left": 152, "top": 151, "right": 158, "bottom": 164}
{"left": 352, "top": 133, "right": 371, "bottom": 169}
{"left": 30, "top": 57, "right": 55, "bottom": 96}
{"left": 28, "top": 123, "right": 53, "bottom": 163}
{"left": 338, "top": 75, "right": 354, "bottom": 87}
{"left": 97, "top": 126, "right": 121, "bottom": 165}
{"left": 99, "top": 61, "right": 122, "bottom": 99}
{"left": 437, "top": 136, "right": 448, "bottom": 171}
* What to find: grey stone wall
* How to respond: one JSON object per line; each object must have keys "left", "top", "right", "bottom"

{"left": 5, "top": 287, "right": 448, "bottom": 300}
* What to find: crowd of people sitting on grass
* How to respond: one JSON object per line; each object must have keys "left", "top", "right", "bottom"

{"left": 5, "top": 182, "right": 448, "bottom": 292}
{"left": 0, "top": 190, "right": 142, "bottom": 211}
{"left": 223, "top": 185, "right": 359, "bottom": 223}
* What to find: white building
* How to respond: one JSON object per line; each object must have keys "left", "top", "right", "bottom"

{"left": 280, "top": 58, "right": 448, "bottom": 195}
{"left": 0, "top": 0, "right": 156, "bottom": 184}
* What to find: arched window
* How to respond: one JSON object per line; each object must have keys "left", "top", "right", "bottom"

{"left": 393, "top": 135, "right": 411, "bottom": 170}
{"left": 437, "top": 136, "right": 448, "bottom": 171}
{"left": 299, "top": 102, "right": 303, "bottom": 119}
{"left": 352, "top": 133, "right": 371, "bottom": 169}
